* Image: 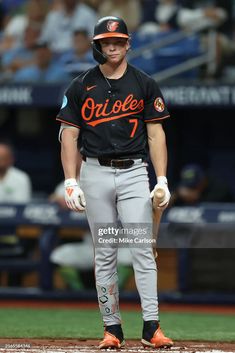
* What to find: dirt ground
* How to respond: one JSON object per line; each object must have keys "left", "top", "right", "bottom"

{"left": 0, "top": 302, "right": 234, "bottom": 352}
{"left": 0, "top": 338, "right": 235, "bottom": 353}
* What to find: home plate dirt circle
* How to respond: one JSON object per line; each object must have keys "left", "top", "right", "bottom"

{"left": 0, "top": 339, "right": 235, "bottom": 353}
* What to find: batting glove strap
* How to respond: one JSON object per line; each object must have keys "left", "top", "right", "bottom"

{"left": 64, "top": 178, "right": 86, "bottom": 212}
{"left": 64, "top": 178, "right": 78, "bottom": 187}
{"left": 157, "top": 176, "right": 168, "bottom": 185}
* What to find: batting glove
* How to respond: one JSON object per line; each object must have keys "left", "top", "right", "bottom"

{"left": 64, "top": 178, "right": 86, "bottom": 212}
{"left": 150, "top": 176, "right": 171, "bottom": 208}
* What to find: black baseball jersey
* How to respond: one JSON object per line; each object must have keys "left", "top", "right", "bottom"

{"left": 56, "top": 64, "right": 170, "bottom": 159}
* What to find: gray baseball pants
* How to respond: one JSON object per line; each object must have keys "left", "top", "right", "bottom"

{"left": 80, "top": 157, "right": 159, "bottom": 325}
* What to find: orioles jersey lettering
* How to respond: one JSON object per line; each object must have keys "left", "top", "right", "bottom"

{"left": 56, "top": 64, "right": 170, "bottom": 158}
{"left": 81, "top": 94, "right": 144, "bottom": 125}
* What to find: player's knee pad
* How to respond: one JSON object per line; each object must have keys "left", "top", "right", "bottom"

{"left": 96, "top": 273, "right": 119, "bottom": 316}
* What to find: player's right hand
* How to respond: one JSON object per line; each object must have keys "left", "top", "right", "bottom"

{"left": 64, "top": 178, "right": 86, "bottom": 212}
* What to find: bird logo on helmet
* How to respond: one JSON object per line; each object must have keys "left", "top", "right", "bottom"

{"left": 107, "top": 20, "right": 119, "bottom": 32}
{"left": 92, "top": 16, "right": 129, "bottom": 65}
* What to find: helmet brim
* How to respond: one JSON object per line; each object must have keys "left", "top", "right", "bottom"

{"left": 93, "top": 33, "right": 129, "bottom": 40}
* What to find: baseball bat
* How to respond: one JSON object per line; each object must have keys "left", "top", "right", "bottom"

{"left": 152, "top": 188, "right": 165, "bottom": 260}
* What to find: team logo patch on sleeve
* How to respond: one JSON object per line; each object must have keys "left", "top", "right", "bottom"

{"left": 107, "top": 20, "right": 119, "bottom": 32}
{"left": 154, "top": 97, "right": 165, "bottom": 112}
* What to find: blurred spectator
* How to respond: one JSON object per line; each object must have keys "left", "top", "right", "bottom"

{"left": 83, "top": 0, "right": 100, "bottom": 12}
{"left": 177, "top": 3, "right": 227, "bottom": 31}
{"left": 0, "top": 139, "right": 32, "bottom": 286}
{"left": 154, "top": 0, "right": 181, "bottom": 32}
{"left": 138, "top": 0, "right": 234, "bottom": 78}
{"left": 0, "top": 141, "right": 32, "bottom": 203}
{"left": 40, "top": 0, "right": 97, "bottom": 55}
{"left": 98, "top": 0, "right": 141, "bottom": 32}
{"left": 181, "top": 0, "right": 234, "bottom": 36}
{"left": 50, "top": 0, "right": 63, "bottom": 11}
{"left": 1, "top": 23, "right": 41, "bottom": 80}
{"left": 170, "top": 164, "right": 234, "bottom": 206}
{"left": 139, "top": 0, "right": 227, "bottom": 34}
{"left": 0, "top": 0, "right": 48, "bottom": 53}
{"left": 58, "top": 29, "right": 95, "bottom": 78}
{"left": 50, "top": 233, "right": 95, "bottom": 290}
{"left": 176, "top": 0, "right": 235, "bottom": 76}
{"left": 13, "top": 40, "right": 70, "bottom": 82}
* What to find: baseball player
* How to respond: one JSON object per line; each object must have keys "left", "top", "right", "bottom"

{"left": 56, "top": 16, "right": 173, "bottom": 349}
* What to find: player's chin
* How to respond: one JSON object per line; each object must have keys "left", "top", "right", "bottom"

{"left": 107, "top": 55, "right": 121, "bottom": 64}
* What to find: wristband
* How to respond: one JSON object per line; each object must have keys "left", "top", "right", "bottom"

{"left": 64, "top": 178, "right": 78, "bottom": 187}
{"left": 157, "top": 176, "right": 168, "bottom": 184}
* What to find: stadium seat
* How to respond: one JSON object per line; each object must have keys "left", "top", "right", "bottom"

{"left": 155, "top": 34, "right": 201, "bottom": 78}
{"left": 129, "top": 30, "right": 201, "bottom": 78}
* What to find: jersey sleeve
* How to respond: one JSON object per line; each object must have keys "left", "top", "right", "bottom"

{"left": 144, "top": 78, "right": 170, "bottom": 123}
{"left": 56, "top": 79, "right": 82, "bottom": 128}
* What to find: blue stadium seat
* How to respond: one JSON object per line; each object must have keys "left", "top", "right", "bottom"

{"left": 129, "top": 30, "right": 201, "bottom": 78}
{"left": 129, "top": 50, "right": 159, "bottom": 75}
{"left": 155, "top": 34, "right": 201, "bottom": 78}
{"left": 130, "top": 31, "right": 170, "bottom": 75}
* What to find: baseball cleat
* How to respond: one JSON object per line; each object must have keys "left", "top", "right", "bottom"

{"left": 99, "top": 324, "right": 125, "bottom": 349}
{"left": 141, "top": 320, "right": 173, "bottom": 349}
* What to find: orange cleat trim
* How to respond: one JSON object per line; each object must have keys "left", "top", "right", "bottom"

{"left": 99, "top": 331, "right": 125, "bottom": 349}
{"left": 141, "top": 327, "right": 173, "bottom": 349}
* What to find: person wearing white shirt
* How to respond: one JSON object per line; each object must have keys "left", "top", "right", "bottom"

{"left": 40, "top": 0, "right": 97, "bottom": 55}
{"left": 0, "top": 142, "right": 32, "bottom": 203}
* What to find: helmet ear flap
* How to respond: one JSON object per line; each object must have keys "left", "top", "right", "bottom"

{"left": 92, "top": 40, "right": 107, "bottom": 65}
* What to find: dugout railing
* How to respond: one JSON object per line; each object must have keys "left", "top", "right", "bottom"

{"left": 0, "top": 203, "right": 235, "bottom": 304}
{"left": 128, "top": 24, "right": 217, "bottom": 81}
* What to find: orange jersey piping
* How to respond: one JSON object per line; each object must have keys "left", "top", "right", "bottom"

{"left": 56, "top": 117, "right": 81, "bottom": 129}
{"left": 144, "top": 115, "right": 170, "bottom": 123}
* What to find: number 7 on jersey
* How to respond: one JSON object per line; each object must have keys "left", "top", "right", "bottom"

{"left": 129, "top": 119, "right": 138, "bottom": 138}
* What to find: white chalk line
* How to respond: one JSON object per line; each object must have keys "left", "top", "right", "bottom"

{"left": 0, "top": 346, "right": 233, "bottom": 353}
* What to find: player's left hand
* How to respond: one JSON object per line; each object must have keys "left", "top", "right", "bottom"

{"left": 150, "top": 176, "right": 171, "bottom": 209}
